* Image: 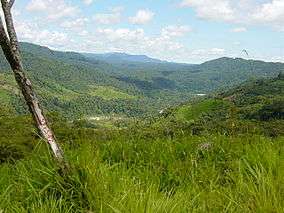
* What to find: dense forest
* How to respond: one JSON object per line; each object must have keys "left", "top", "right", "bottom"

{"left": 0, "top": 42, "right": 283, "bottom": 118}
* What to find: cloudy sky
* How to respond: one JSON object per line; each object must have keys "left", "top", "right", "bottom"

{"left": 7, "top": 0, "right": 284, "bottom": 63}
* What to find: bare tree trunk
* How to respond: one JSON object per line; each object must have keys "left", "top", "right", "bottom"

{"left": 0, "top": 0, "right": 65, "bottom": 164}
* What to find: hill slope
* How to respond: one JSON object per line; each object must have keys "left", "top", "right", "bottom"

{"left": 0, "top": 42, "right": 283, "bottom": 118}
{"left": 156, "top": 75, "right": 283, "bottom": 137}
{"left": 0, "top": 74, "right": 284, "bottom": 212}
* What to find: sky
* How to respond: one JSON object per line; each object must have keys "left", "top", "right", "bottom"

{"left": 5, "top": 0, "right": 284, "bottom": 63}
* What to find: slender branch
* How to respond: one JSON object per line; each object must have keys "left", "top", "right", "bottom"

{"left": 0, "top": 0, "right": 67, "bottom": 169}
{"left": 9, "top": 0, "right": 15, "bottom": 8}
{"left": 0, "top": 17, "right": 17, "bottom": 68}
{"left": 1, "top": 0, "right": 14, "bottom": 9}
{"left": 1, "top": 0, "right": 19, "bottom": 50}
{"left": 0, "top": 0, "right": 8, "bottom": 11}
{"left": 0, "top": 17, "right": 9, "bottom": 43}
{"left": 1, "top": 0, "right": 7, "bottom": 5}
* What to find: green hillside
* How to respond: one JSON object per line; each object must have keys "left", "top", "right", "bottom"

{"left": 0, "top": 75, "right": 284, "bottom": 212}
{"left": 0, "top": 42, "right": 283, "bottom": 118}
{"left": 154, "top": 75, "right": 284, "bottom": 138}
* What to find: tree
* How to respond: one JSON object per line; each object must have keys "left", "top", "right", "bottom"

{"left": 0, "top": 0, "right": 65, "bottom": 164}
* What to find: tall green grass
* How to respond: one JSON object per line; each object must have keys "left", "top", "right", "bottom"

{"left": 1, "top": 133, "right": 284, "bottom": 212}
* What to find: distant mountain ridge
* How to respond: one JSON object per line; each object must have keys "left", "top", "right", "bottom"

{"left": 83, "top": 52, "right": 168, "bottom": 64}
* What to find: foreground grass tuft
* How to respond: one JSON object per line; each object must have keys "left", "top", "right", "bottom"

{"left": 1, "top": 134, "right": 284, "bottom": 212}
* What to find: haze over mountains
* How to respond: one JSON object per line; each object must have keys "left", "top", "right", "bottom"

{"left": 0, "top": 42, "right": 283, "bottom": 117}
{"left": 84, "top": 52, "right": 169, "bottom": 64}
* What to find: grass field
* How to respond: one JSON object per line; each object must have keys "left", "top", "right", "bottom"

{"left": 89, "top": 85, "right": 136, "bottom": 100}
{"left": 0, "top": 124, "right": 283, "bottom": 212}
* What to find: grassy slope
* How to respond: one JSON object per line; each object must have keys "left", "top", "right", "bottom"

{"left": 175, "top": 99, "right": 227, "bottom": 121}
{"left": 1, "top": 133, "right": 283, "bottom": 212}
{"left": 151, "top": 76, "right": 282, "bottom": 137}
{"left": 89, "top": 85, "right": 137, "bottom": 100}
{"left": 0, "top": 74, "right": 18, "bottom": 108}
{"left": 0, "top": 77, "right": 284, "bottom": 212}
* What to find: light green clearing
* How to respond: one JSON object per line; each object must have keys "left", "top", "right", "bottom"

{"left": 89, "top": 85, "right": 136, "bottom": 100}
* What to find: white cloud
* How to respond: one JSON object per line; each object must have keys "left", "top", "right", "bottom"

{"left": 161, "top": 25, "right": 191, "bottom": 38}
{"left": 179, "top": 0, "right": 284, "bottom": 31}
{"left": 26, "top": 0, "right": 79, "bottom": 20}
{"left": 15, "top": 20, "right": 70, "bottom": 48}
{"left": 129, "top": 9, "right": 154, "bottom": 25}
{"left": 231, "top": 27, "right": 247, "bottom": 32}
{"left": 26, "top": 0, "right": 47, "bottom": 11}
{"left": 192, "top": 48, "right": 225, "bottom": 56}
{"left": 94, "top": 7, "right": 123, "bottom": 25}
{"left": 82, "top": 0, "right": 93, "bottom": 5}
{"left": 210, "top": 48, "right": 226, "bottom": 55}
{"left": 251, "top": 0, "right": 284, "bottom": 30}
{"left": 78, "top": 27, "right": 186, "bottom": 62}
{"left": 78, "top": 30, "right": 89, "bottom": 37}
{"left": 96, "top": 28, "right": 145, "bottom": 42}
{"left": 61, "top": 18, "right": 89, "bottom": 31}
{"left": 180, "top": 0, "right": 235, "bottom": 21}
{"left": 189, "top": 48, "right": 226, "bottom": 62}
{"left": 270, "top": 56, "right": 284, "bottom": 62}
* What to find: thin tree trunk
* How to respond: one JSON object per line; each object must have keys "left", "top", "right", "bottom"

{"left": 0, "top": 0, "right": 65, "bottom": 164}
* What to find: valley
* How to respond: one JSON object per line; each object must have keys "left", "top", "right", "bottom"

{"left": 1, "top": 42, "right": 282, "bottom": 118}
{"left": 0, "top": 72, "right": 283, "bottom": 212}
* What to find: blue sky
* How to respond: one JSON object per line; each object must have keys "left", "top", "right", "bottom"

{"left": 9, "top": 0, "right": 284, "bottom": 63}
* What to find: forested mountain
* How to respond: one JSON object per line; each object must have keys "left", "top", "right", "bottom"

{"left": 0, "top": 42, "right": 283, "bottom": 118}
